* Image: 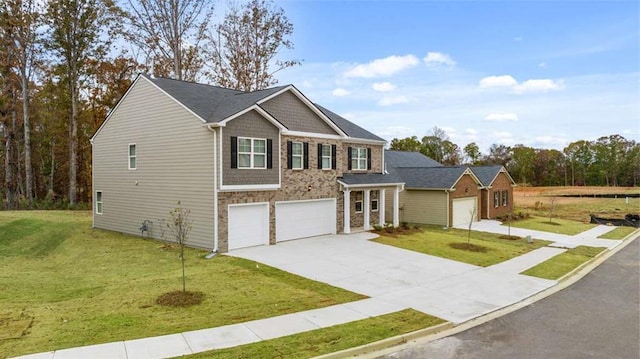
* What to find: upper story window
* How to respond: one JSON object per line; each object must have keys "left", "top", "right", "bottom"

{"left": 317, "top": 144, "right": 336, "bottom": 170}
{"left": 95, "top": 191, "right": 103, "bottom": 214}
{"left": 321, "top": 144, "right": 331, "bottom": 169}
{"left": 350, "top": 147, "right": 368, "bottom": 171}
{"left": 238, "top": 137, "right": 267, "bottom": 169}
{"left": 128, "top": 144, "right": 136, "bottom": 170}
{"left": 502, "top": 190, "right": 508, "bottom": 206}
{"left": 494, "top": 191, "right": 500, "bottom": 208}
{"left": 291, "top": 142, "right": 303, "bottom": 169}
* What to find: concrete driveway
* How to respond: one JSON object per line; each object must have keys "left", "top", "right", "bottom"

{"left": 228, "top": 232, "right": 556, "bottom": 323}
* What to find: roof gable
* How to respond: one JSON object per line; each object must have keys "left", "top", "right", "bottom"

{"left": 385, "top": 150, "right": 443, "bottom": 168}
{"left": 470, "top": 166, "right": 515, "bottom": 186}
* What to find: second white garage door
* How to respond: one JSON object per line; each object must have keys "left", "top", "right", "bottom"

{"left": 228, "top": 203, "right": 269, "bottom": 251}
{"left": 452, "top": 197, "right": 478, "bottom": 226}
{"left": 275, "top": 199, "right": 336, "bottom": 242}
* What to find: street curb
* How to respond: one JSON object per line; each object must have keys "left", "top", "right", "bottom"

{"left": 327, "top": 234, "right": 639, "bottom": 359}
{"left": 312, "top": 322, "right": 454, "bottom": 359}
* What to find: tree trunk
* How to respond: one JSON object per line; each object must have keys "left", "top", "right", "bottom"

{"left": 4, "top": 109, "right": 16, "bottom": 210}
{"left": 69, "top": 75, "right": 78, "bottom": 205}
{"left": 22, "top": 74, "right": 33, "bottom": 207}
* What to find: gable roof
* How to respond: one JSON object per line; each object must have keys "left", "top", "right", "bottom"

{"left": 139, "top": 74, "right": 383, "bottom": 142}
{"left": 384, "top": 150, "right": 443, "bottom": 168}
{"left": 470, "top": 165, "right": 516, "bottom": 187}
{"left": 394, "top": 167, "right": 477, "bottom": 189}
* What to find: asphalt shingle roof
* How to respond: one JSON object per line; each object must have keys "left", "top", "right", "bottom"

{"left": 339, "top": 172, "right": 404, "bottom": 186}
{"left": 394, "top": 167, "right": 469, "bottom": 189}
{"left": 469, "top": 165, "right": 505, "bottom": 186}
{"left": 143, "top": 74, "right": 384, "bottom": 142}
{"left": 385, "top": 150, "right": 443, "bottom": 168}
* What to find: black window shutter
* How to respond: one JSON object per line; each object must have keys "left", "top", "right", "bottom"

{"left": 266, "top": 139, "right": 273, "bottom": 169}
{"left": 331, "top": 145, "right": 337, "bottom": 170}
{"left": 367, "top": 148, "right": 372, "bottom": 170}
{"left": 347, "top": 147, "right": 352, "bottom": 170}
{"left": 317, "top": 143, "right": 323, "bottom": 169}
{"left": 303, "top": 142, "right": 309, "bottom": 169}
{"left": 287, "top": 141, "right": 292, "bottom": 169}
{"left": 231, "top": 136, "right": 238, "bottom": 169}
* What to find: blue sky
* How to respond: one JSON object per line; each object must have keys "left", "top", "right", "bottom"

{"left": 271, "top": 0, "right": 639, "bottom": 153}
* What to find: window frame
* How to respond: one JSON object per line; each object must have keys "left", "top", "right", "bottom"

{"left": 128, "top": 144, "right": 136, "bottom": 170}
{"left": 493, "top": 191, "right": 500, "bottom": 208}
{"left": 237, "top": 137, "right": 267, "bottom": 169}
{"left": 351, "top": 147, "right": 367, "bottom": 171}
{"left": 321, "top": 144, "right": 332, "bottom": 170}
{"left": 291, "top": 141, "right": 304, "bottom": 170}
{"left": 502, "top": 190, "right": 508, "bottom": 206}
{"left": 354, "top": 191, "right": 363, "bottom": 213}
{"left": 95, "top": 191, "right": 103, "bottom": 215}
{"left": 371, "top": 190, "right": 379, "bottom": 212}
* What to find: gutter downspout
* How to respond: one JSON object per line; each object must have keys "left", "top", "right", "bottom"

{"left": 206, "top": 125, "right": 219, "bottom": 258}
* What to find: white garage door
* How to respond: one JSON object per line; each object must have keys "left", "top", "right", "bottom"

{"left": 275, "top": 199, "right": 336, "bottom": 242}
{"left": 452, "top": 197, "right": 478, "bottom": 226}
{"left": 228, "top": 203, "right": 269, "bottom": 250}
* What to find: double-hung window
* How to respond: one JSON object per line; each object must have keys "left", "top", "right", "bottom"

{"left": 351, "top": 147, "right": 367, "bottom": 171}
{"left": 95, "top": 191, "right": 103, "bottom": 214}
{"left": 128, "top": 144, "right": 136, "bottom": 170}
{"left": 371, "top": 191, "right": 379, "bottom": 212}
{"left": 321, "top": 144, "right": 331, "bottom": 170}
{"left": 494, "top": 191, "right": 500, "bottom": 208}
{"left": 355, "top": 191, "right": 363, "bottom": 213}
{"left": 238, "top": 137, "right": 266, "bottom": 169}
{"left": 291, "top": 142, "right": 303, "bottom": 169}
{"left": 502, "top": 190, "right": 508, "bottom": 206}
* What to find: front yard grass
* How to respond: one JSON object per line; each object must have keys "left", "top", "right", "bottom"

{"left": 521, "top": 246, "right": 606, "bottom": 280}
{"left": 598, "top": 226, "right": 638, "bottom": 240}
{"left": 508, "top": 216, "right": 596, "bottom": 235}
{"left": 373, "top": 225, "right": 550, "bottom": 267}
{"left": 185, "top": 309, "right": 444, "bottom": 359}
{"left": 0, "top": 211, "right": 366, "bottom": 358}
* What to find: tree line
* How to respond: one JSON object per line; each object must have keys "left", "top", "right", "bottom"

{"left": 390, "top": 127, "right": 640, "bottom": 187}
{"left": 0, "top": 0, "right": 299, "bottom": 209}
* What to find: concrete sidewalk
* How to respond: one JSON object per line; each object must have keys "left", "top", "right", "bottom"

{"left": 12, "top": 222, "right": 625, "bottom": 359}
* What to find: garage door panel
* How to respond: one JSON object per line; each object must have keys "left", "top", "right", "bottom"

{"left": 276, "top": 199, "right": 336, "bottom": 242}
{"left": 452, "top": 198, "right": 478, "bottom": 226}
{"left": 228, "top": 203, "right": 269, "bottom": 250}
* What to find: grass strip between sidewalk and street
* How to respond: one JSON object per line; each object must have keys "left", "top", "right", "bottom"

{"left": 184, "top": 309, "right": 445, "bottom": 359}
{"left": 521, "top": 245, "right": 606, "bottom": 280}
{"left": 597, "top": 226, "right": 637, "bottom": 240}
{"left": 373, "top": 225, "right": 550, "bottom": 267}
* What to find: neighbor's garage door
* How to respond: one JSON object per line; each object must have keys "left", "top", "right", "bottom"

{"left": 275, "top": 199, "right": 336, "bottom": 242}
{"left": 452, "top": 197, "right": 478, "bottom": 226}
{"left": 228, "top": 203, "right": 269, "bottom": 250}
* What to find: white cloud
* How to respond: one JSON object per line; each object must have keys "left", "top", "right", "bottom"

{"left": 538, "top": 62, "right": 547, "bottom": 68}
{"left": 372, "top": 82, "right": 396, "bottom": 92}
{"left": 344, "top": 55, "right": 420, "bottom": 78}
{"left": 494, "top": 131, "right": 513, "bottom": 139}
{"left": 378, "top": 96, "right": 409, "bottom": 106}
{"left": 332, "top": 88, "right": 350, "bottom": 97}
{"left": 514, "top": 79, "right": 564, "bottom": 94}
{"left": 378, "top": 125, "right": 416, "bottom": 139}
{"left": 485, "top": 113, "right": 519, "bottom": 122}
{"left": 479, "top": 75, "right": 518, "bottom": 88}
{"left": 424, "top": 52, "right": 456, "bottom": 67}
{"left": 466, "top": 128, "right": 478, "bottom": 135}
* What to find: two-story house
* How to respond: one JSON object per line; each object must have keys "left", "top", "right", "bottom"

{"left": 91, "top": 74, "right": 404, "bottom": 253}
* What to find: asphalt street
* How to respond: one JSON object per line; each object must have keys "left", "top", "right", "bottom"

{"left": 379, "top": 237, "right": 640, "bottom": 359}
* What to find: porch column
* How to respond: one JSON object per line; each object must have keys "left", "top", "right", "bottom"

{"left": 379, "top": 189, "right": 386, "bottom": 225}
{"left": 363, "top": 189, "right": 371, "bottom": 230}
{"left": 393, "top": 186, "right": 400, "bottom": 227}
{"left": 343, "top": 189, "right": 351, "bottom": 234}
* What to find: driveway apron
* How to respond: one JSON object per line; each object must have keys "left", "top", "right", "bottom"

{"left": 228, "top": 232, "right": 555, "bottom": 324}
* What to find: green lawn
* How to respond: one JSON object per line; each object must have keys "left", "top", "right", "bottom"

{"left": 373, "top": 226, "right": 550, "bottom": 267}
{"left": 598, "top": 226, "right": 638, "bottom": 240}
{"left": 0, "top": 211, "right": 366, "bottom": 358}
{"left": 521, "top": 246, "right": 606, "bottom": 280}
{"left": 185, "top": 309, "right": 445, "bottom": 359}
{"left": 508, "top": 216, "right": 596, "bottom": 235}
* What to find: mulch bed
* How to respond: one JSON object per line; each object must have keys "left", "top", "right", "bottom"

{"left": 449, "top": 242, "right": 488, "bottom": 253}
{"left": 156, "top": 291, "right": 205, "bottom": 308}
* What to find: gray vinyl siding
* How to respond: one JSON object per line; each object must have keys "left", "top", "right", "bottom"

{"left": 260, "top": 91, "right": 338, "bottom": 135}
{"left": 387, "top": 190, "right": 448, "bottom": 226}
{"left": 222, "top": 110, "right": 280, "bottom": 186}
{"left": 92, "top": 77, "right": 215, "bottom": 249}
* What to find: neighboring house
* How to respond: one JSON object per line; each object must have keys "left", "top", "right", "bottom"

{"left": 91, "top": 74, "right": 404, "bottom": 253}
{"left": 470, "top": 165, "right": 516, "bottom": 219}
{"left": 383, "top": 150, "right": 514, "bottom": 227}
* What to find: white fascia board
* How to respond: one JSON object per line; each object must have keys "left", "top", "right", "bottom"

{"left": 91, "top": 73, "right": 144, "bottom": 143}
{"left": 343, "top": 137, "right": 387, "bottom": 145}
{"left": 217, "top": 105, "right": 287, "bottom": 131}
{"left": 219, "top": 184, "right": 281, "bottom": 192}
{"left": 282, "top": 130, "right": 344, "bottom": 140}
{"left": 258, "top": 86, "right": 348, "bottom": 138}
{"left": 141, "top": 75, "right": 207, "bottom": 124}
{"left": 337, "top": 180, "right": 405, "bottom": 190}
